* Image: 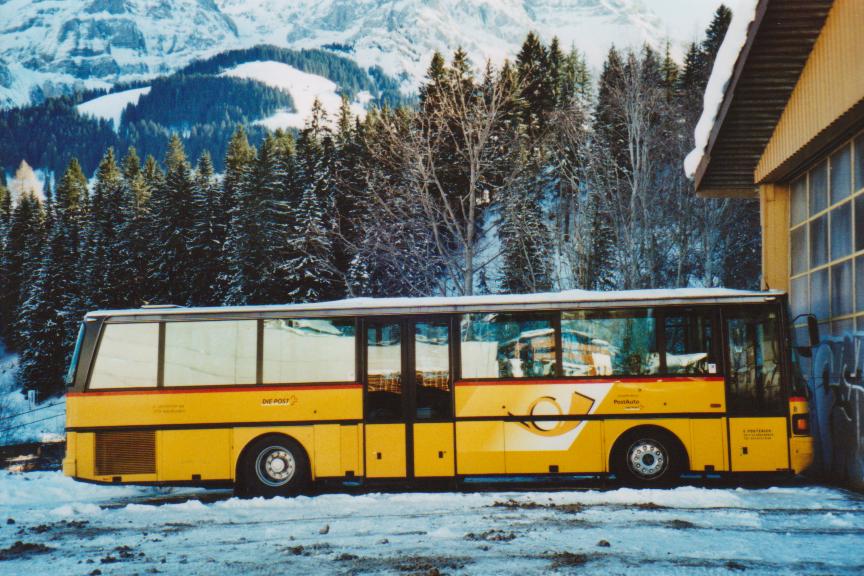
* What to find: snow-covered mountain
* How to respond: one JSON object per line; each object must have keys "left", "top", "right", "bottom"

{"left": 0, "top": 0, "right": 672, "bottom": 108}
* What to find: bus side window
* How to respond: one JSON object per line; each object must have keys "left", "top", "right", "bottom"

{"left": 366, "top": 321, "right": 403, "bottom": 421}
{"left": 164, "top": 320, "right": 257, "bottom": 387}
{"left": 663, "top": 310, "right": 715, "bottom": 375}
{"left": 561, "top": 309, "right": 657, "bottom": 377}
{"left": 415, "top": 321, "right": 451, "bottom": 419}
{"left": 262, "top": 318, "right": 356, "bottom": 384}
{"left": 460, "top": 313, "right": 556, "bottom": 379}
{"left": 89, "top": 323, "right": 159, "bottom": 389}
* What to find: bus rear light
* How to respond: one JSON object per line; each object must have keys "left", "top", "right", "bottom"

{"left": 792, "top": 414, "right": 810, "bottom": 435}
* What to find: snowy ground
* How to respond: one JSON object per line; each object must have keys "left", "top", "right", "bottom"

{"left": 0, "top": 473, "right": 861, "bottom": 575}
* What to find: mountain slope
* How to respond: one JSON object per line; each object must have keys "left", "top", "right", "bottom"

{"left": 0, "top": 0, "right": 239, "bottom": 106}
{"left": 0, "top": 0, "right": 671, "bottom": 108}
{"left": 221, "top": 0, "right": 666, "bottom": 87}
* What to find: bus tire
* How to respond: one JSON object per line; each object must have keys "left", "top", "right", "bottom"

{"left": 237, "top": 434, "right": 310, "bottom": 498}
{"left": 610, "top": 427, "right": 686, "bottom": 486}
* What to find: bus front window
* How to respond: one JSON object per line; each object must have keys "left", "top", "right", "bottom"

{"left": 789, "top": 324, "right": 813, "bottom": 399}
{"left": 65, "top": 323, "right": 85, "bottom": 386}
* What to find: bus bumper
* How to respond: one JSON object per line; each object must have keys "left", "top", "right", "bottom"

{"left": 62, "top": 431, "right": 77, "bottom": 477}
{"left": 790, "top": 435, "right": 814, "bottom": 475}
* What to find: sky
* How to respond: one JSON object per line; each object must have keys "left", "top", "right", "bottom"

{"left": 649, "top": 0, "right": 727, "bottom": 44}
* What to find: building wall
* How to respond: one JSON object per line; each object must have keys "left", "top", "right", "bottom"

{"left": 755, "top": 0, "right": 864, "bottom": 491}
{"left": 763, "top": 132, "right": 864, "bottom": 489}
{"left": 760, "top": 183, "right": 790, "bottom": 292}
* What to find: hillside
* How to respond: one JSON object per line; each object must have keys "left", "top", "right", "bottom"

{"left": 0, "top": 46, "right": 402, "bottom": 175}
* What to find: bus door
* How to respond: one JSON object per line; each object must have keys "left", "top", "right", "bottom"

{"left": 363, "top": 318, "right": 455, "bottom": 479}
{"left": 724, "top": 305, "right": 790, "bottom": 472}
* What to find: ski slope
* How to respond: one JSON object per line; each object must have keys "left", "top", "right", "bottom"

{"left": 221, "top": 61, "right": 368, "bottom": 130}
{"left": 76, "top": 87, "right": 152, "bottom": 131}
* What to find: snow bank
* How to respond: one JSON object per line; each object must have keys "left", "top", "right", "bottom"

{"left": 0, "top": 471, "right": 148, "bottom": 508}
{"left": 76, "top": 86, "right": 152, "bottom": 131}
{"left": 684, "top": 0, "right": 760, "bottom": 179}
{"left": 220, "top": 61, "right": 367, "bottom": 130}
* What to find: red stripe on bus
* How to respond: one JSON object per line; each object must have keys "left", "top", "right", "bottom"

{"left": 456, "top": 376, "right": 725, "bottom": 387}
{"left": 789, "top": 396, "right": 808, "bottom": 403}
{"left": 68, "top": 383, "right": 363, "bottom": 397}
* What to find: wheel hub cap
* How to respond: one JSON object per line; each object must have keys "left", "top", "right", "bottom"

{"left": 628, "top": 440, "right": 666, "bottom": 478}
{"left": 255, "top": 446, "right": 296, "bottom": 487}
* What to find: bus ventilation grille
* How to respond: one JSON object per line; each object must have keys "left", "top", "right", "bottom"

{"left": 95, "top": 431, "right": 156, "bottom": 476}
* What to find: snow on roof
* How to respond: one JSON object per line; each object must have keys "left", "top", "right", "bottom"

{"left": 88, "top": 288, "right": 783, "bottom": 318}
{"left": 684, "top": 0, "right": 760, "bottom": 179}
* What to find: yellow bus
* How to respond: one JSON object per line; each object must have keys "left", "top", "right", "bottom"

{"left": 62, "top": 288, "right": 815, "bottom": 496}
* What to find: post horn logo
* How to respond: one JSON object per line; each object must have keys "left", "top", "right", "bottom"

{"left": 511, "top": 391, "right": 595, "bottom": 436}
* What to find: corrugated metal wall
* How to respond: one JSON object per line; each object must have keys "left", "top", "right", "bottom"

{"left": 756, "top": 0, "right": 864, "bottom": 181}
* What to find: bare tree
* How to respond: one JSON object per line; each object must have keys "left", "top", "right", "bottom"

{"left": 586, "top": 49, "right": 670, "bottom": 290}
{"left": 365, "top": 62, "right": 523, "bottom": 296}
{"left": 546, "top": 99, "right": 611, "bottom": 290}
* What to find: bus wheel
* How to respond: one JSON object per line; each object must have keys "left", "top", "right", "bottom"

{"left": 238, "top": 435, "right": 309, "bottom": 498}
{"left": 611, "top": 428, "right": 685, "bottom": 486}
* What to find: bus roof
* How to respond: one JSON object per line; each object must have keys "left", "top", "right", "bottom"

{"left": 86, "top": 288, "right": 785, "bottom": 321}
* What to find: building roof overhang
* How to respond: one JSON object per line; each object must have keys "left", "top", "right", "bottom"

{"left": 693, "top": 0, "right": 833, "bottom": 197}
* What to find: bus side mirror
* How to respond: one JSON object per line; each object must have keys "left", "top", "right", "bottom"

{"left": 792, "top": 313, "right": 820, "bottom": 357}
{"left": 807, "top": 315, "right": 820, "bottom": 348}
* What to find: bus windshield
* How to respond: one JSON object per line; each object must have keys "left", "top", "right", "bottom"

{"left": 65, "top": 323, "right": 85, "bottom": 386}
{"left": 788, "top": 325, "right": 812, "bottom": 398}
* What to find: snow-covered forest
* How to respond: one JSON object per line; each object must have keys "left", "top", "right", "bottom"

{"left": 0, "top": 6, "right": 759, "bottom": 402}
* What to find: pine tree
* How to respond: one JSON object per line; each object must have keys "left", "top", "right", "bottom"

{"left": 0, "top": 191, "right": 45, "bottom": 349}
{"left": 331, "top": 97, "right": 367, "bottom": 292}
{"left": 499, "top": 181, "right": 553, "bottom": 294}
{"left": 420, "top": 51, "right": 447, "bottom": 112}
{"left": 17, "top": 205, "right": 72, "bottom": 400}
{"left": 102, "top": 150, "right": 149, "bottom": 309}
{"left": 546, "top": 37, "right": 565, "bottom": 108}
{"left": 53, "top": 159, "right": 90, "bottom": 347}
{"left": 678, "top": 42, "right": 705, "bottom": 123}
{"left": 0, "top": 181, "right": 10, "bottom": 232}
{"left": 559, "top": 48, "right": 591, "bottom": 107}
{"left": 55, "top": 159, "right": 87, "bottom": 216}
{"left": 516, "top": 32, "right": 553, "bottom": 132}
{"left": 86, "top": 148, "right": 126, "bottom": 308}
{"left": 702, "top": 5, "right": 733, "bottom": 65}
{"left": 449, "top": 47, "right": 473, "bottom": 93}
{"left": 148, "top": 135, "right": 196, "bottom": 304}
{"left": 594, "top": 47, "right": 628, "bottom": 170}
{"left": 245, "top": 134, "right": 287, "bottom": 303}
{"left": 270, "top": 130, "right": 300, "bottom": 300}
{"left": 660, "top": 41, "right": 680, "bottom": 103}
{"left": 220, "top": 127, "right": 256, "bottom": 304}
{"left": 516, "top": 33, "right": 547, "bottom": 102}
{"left": 142, "top": 154, "right": 164, "bottom": 193}
{"left": 286, "top": 106, "right": 340, "bottom": 303}
{"left": 187, "top": 153, "right": 223, "bottom": 305}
